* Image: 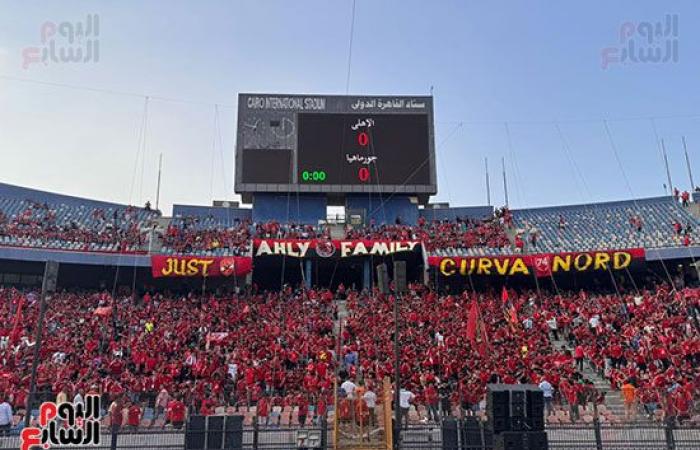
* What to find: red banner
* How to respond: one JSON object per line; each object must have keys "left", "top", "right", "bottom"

{"left": 150, "top": 255, "right": 252, "bottom": 278}
{"left": 428, "top": 248, "right": 645, "bottom": 277}
{"left": 253, "top": 239, "right": 421, "bottom": 259}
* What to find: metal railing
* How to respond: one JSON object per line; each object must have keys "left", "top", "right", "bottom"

{"left": 2, "top": 420, "right": 699, "bottom": 449}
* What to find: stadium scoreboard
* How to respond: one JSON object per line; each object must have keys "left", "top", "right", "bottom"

{"left": 235, "top": 93, "right": 436, "bottom": 199}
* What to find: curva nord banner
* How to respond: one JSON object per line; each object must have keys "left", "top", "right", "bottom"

{"left": 151, "top": 255, "right": 253, "bottom": 278}
{"left": 429, "top": 248, "right": 645, "bottom": 278}
{"left": 253, "top": 239, "right": 422, "bottom": 259}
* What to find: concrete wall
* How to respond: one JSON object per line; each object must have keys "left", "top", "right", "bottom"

{"left": 252, "top": 194, "right": 326, "bottom": 224}
{"left": 345, "top": 194, "right": 419, "bottom": 225}
{"left": 419, "top": 205, "right": 493, "bottom": 221}
{"left": 172, "top": 204, "right": 251, "bottom": 223}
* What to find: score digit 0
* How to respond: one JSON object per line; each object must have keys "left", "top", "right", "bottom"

{"left": 357, "top": 131, "right": 369, "bottom": 147}
{"left": 358, "top": 167, "right": 370, "bottom": 182}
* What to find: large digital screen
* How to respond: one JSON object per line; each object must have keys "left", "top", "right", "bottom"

{"left": 296, "top": 113, "right": 430, "bottom": 185}
{"left": 235, "top": 94, "right": 436, "bottom": 198}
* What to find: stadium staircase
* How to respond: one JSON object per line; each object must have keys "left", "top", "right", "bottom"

{"left": 549, "top": 337, "right": 632, "bottom": 421}
{"left": 335, "top": 298, "right": 349, "bottom": 335}
{"left": 145, "top": 216, "right": 171, "bottom": 253}
{"left": 330, "top": 223, "right": 346, "bottom": 240}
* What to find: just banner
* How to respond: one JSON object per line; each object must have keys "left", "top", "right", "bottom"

{"left": 253, "top": 239, "right": 422, "bottom": 259}
{"left": 150, "top": 255, "right": 253, "bottom": 278}
{"left": 429, "top": 248, "right": 645, "bottom": 278}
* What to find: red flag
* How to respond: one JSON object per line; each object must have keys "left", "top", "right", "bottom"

{"left": 466, "top": 300, "right": 479, "bottom": 343}
{"left": 94, "top": 306, "right": 113, "bottom": 318}
{"left": 477, "top": 315, "right": 491, "bottom": 357}
{"left": 501, "top": 286, "right": 509, "bottom": 304}
{"left": 9, "top": 296, "right": 25, "bottom": 345}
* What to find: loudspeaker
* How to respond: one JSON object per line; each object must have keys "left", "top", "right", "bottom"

{"left": 511, "top": 390, "right": 525, "bottom": 417}
{"left": 224, "top": 415, "right": 243, "bottom": 450}
{"left": 207, "top": 415, "right": 224, "bottom": 449}
{"left": 510, "top": 416, "right": 526, "bottom": 431}
{"left": 185, "top": 415, "right": 206, "bottom": 449}
{"left": 526, "top": 416, "right": 545, "bottom": 432}
{"left": 42, "top": 260, "right": 60, "bottom": 293}
{"left": 487, "top": 386, "right": 510, "bottom": 418}
{"left": 442, "top": 417, "right": 459, "bottom": 450}
{"left": 526, "top": 389, "right": 544, "bottom": 419}
{"left": 526, "top": 431, "right": 548, "bottom": 450}
{"left": 376, "top": 264, "right": 389, "bottom": 294}
{"left": 393, "top": 261, "right": 407, "bottom": 293}
{"left": 494, "top": 432, "right": 525, "bottom": 450}
{"left": 491, "top": 416, "right": 509, "bottom": 434}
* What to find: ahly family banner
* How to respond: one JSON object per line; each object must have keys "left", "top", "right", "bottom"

{"left": 253, "top": 239, "right": 422, "bottom": 259}
{"left": 151, "top": 255, "right": 253, "bottom": 278}
{"left": 429, "top": 248, "right": 645, "bottom": 278}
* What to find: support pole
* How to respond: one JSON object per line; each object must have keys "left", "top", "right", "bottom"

{"left": 25, "top": 261, "right": 59, "bottom": 428}
{"left": 155, "top": 153, "right": 163, "bottom": 211}
{"left": 662, "top": 139, "right": 673, "bottom": 195}
{"left": 502, "top": 157, "right": 509, "bottom": 207}
{"left": 682, "top": 136, "right": 695, "bottom": 190}
{"left": 485, "top": 157, "right": 491, "bottom": 206}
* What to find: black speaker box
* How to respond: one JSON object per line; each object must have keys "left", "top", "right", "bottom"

{"left": 490, "top": 416, "right": 509, "bottom": 434}
{"left": 494, "top": 431, "right": 525, "bottom": 450}
{"left": 43, "top": 260, "right": 60, "bottom": 293}
{"left": 526, "top": 431, "right": 549, "bottom": 450}
{"left": 526, "top": 416, "right": 545, "bottom": 432}
{"left": 185, "top": 415, "right": 206, "bottom": 450}
{"left": 511, "top": 390, "right": 525, "bottom": 415}
{"left": 442, "top": 417, "right": 459, "bottom": 450}
{"left": 224, "top": 415, "right": 243, "bottom": 450}
{"left": 510, "top": 416, "right": 526, "bottom": 431}
{"left": 488, "top": 388, "right": 510, "bottom": 418}
{"left": 393, "top": 261, "right": 407, "bottom": 293}
{"left": 207, "top": 416, "right": 224, "bottom": 450}
{"left": 376, "top": 264, "right": 389, "bottom": 294}
{"left": 526, "top": 389, "right": 544, "bottom": 419}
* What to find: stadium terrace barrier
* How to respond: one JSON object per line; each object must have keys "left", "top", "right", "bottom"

{"left": 428, "top": 248, "right": 646, "bottom": 278}
{"left": 150, "top": 255, "right": 253, "bottom": 278}
{"left": 253, "top": 239, "right": 422, "bottom": 259}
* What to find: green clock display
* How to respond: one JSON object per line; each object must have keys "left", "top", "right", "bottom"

{"left": 301, "top": 170, "right": 327, "bottom": 182}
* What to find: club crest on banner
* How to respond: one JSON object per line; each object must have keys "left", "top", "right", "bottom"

{"left": 315, "top": 240, "right": 337, "bottom": 258}
{"left": 219, "top": 258, "right": 237, "bottom": 276}
{"left": 534, "top": 255, "right": 552, "bottom": 275}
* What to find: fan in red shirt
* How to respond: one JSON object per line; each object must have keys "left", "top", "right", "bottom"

{"left": 127, "top": 402, "right": 142, "bottom": 430}
{"left": 167, "top": 396, "right": 187, "bottom": 429}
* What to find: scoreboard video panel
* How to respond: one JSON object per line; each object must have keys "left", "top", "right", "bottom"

{"left": 235, "top": 94, "right": 436, "bottom": 197}
{"left": 296, "top": 113, "right": 431, "bottom": 186}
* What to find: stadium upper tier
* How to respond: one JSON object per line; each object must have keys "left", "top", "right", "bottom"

{"left": 0, "top": 197, "right": 158, "bottom": 253}
{"left": 0, "top": 182, "right": 697, "bottom": 257}
{"left": 509, "top": 196, "right": 699, "bottom": 254}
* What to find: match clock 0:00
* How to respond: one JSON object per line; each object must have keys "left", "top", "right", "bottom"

{"left": 301, "top": 170, "right": 327, "bottom": 182}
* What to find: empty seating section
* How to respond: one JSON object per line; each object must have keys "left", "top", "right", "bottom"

{"left": 513, "top": 197, "right": 699, "bottom": 253}
{"left": 0, "top": 197, "right": 157, "bottom": 253}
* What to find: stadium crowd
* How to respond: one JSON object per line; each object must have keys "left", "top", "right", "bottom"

{"left": 1, "top": 279, "right": 698, "bottom": 430}
{"left": 0, "top": 202, "right": 154, "bottom": 253}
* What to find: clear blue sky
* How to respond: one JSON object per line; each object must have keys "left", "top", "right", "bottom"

{"left": 0, "top": 1, "right": 698, "bottom": 214}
